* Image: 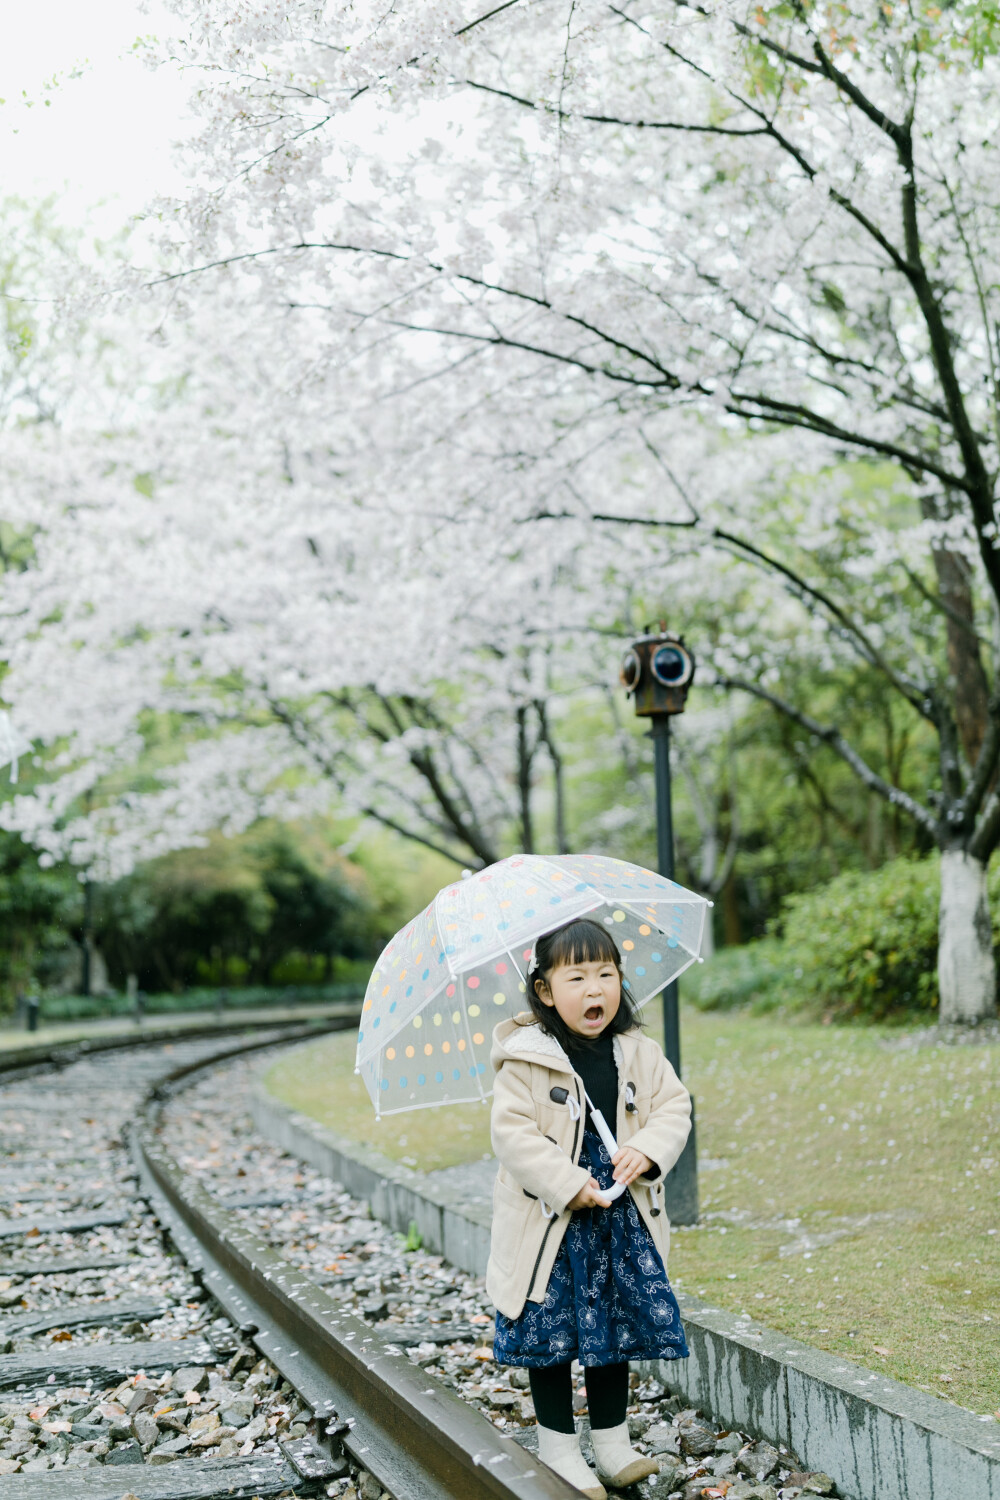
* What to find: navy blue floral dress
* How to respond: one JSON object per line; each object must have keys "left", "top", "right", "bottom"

{"left": 493, "top": 1127, "right": 689, "bottom": 1367}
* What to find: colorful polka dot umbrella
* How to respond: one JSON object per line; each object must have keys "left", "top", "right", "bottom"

{"left": 356, "top": 853, "right": 710, "bottom": 1117}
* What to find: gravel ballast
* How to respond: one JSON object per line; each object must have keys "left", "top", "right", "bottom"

{"left": 0, "top": 1037, "right": 374, "bottom": 1498}
{"left": 156, "top": 1053, "right": 842, "bottom": 1499}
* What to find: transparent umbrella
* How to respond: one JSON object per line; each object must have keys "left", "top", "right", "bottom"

{"left": 356, "top": 853, "right": 710, "bottom": 1118}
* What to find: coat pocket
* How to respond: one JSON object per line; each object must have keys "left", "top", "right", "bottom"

{"left": 490, "top": 1174, "right": 533, "bottom": 1277}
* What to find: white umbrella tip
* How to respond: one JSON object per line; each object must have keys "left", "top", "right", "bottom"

{"left": 354, "top": 1067, "right": 361, "bottom": 1076}
{"left": 461, "top": 868, "right": 473, "bottom": 879}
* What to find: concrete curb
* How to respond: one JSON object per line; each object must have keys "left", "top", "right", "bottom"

{"left": 252, "top": 1078, "right": 1000, "bottom": 1500}
{"left": 250, "top": 1084, "right": 493, "bottom": 1280}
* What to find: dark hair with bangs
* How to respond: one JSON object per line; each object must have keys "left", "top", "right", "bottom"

{"left": 520, "top": 917, "right": 643, "bottom": 1052}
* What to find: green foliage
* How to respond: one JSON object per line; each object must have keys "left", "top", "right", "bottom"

{"left": 683, "top": 938, "right": 789, "bottom": 1014}
{"left": 691, "top": 855, "right": 1000, "bottom": 1023}
{"left": 36, "top": 980, "right": 365, "bottom": 1022}
{"left": 0, "top": 830, "right": 79, "bottom": 1009}
{"left": 747, "top": 0, "right": 1000, "bottom": 75}
{"left": 0, "top": 797, "right": 449, "bottom": 1010}
{"left": 601, "top": 460, "right": 940, "bottom": 945}
{"left": 772, "top": 854, "right": 990, "bottom": 1021}
{"left": 95, "top": 825, "right": 379, "bottom": 993}
{"left": 402, "top": 1220, "right": 423, "bottom": 1252}
{"left": 961, "top": 2, "right": 1000, "bottom": 65}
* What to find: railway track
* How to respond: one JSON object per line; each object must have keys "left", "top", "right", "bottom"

{"left": 0, "top": 1024, "right": 577, "bottom": 1500}
{"left": 0, "top": 1027, "right": 834, "bottom": 1500}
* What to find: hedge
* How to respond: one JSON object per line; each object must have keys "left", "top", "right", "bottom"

{"left": 31, "top": 981, "right": 367, "bottom": 1024}
{"left": 688, "top": 855, "right": 1000, "bottom": 1022}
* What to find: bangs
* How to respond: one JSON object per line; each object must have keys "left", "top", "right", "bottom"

{"left": 542, "top": 919, "right": 621, "bottom": 971}
{"left": 521, "top": 915, "right": 642, "bottom": 1043}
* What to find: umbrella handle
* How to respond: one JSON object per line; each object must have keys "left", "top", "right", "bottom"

{"left": 585, "top": 1100, "right": 629, "bottom": 1203}
{"left": 585, "top": 1101, "right": 619, "bottom": 1157}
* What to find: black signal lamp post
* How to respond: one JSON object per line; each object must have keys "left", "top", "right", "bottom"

{"left": 621, "top": 626, "right": 700, "bottom": 1224}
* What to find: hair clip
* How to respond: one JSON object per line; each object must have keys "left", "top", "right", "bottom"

{"left": 526, "top": 942, "right": 539, "bottom": 976}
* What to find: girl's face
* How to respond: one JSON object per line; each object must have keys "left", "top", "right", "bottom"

{"left": 535, "top": 955, "right": 622, "bottom": 1037}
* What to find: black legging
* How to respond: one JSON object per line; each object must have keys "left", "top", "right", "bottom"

{"left": 529, "top": 1361, "right": 628, "bottom": 1434}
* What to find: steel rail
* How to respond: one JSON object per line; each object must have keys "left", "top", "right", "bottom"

{"left": 0, "top": 1018, "right": 363, "bottom": 1500}
{"left": 0, "top": 1004, "right": 358, "bottom": 1083}
{"left": 132, "top": 1043, "right": 578, "bottom": 1500}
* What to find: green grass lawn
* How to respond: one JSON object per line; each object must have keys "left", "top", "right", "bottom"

{"left": 265, "top": 1029, "right": 495, "bottom": 1172}
{"left": 264, "top": 1007, "right": 1000, "bottom": 1416}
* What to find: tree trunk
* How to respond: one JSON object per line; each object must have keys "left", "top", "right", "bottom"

{"left": 516, "top": 704, "right": 534, "bottom": 854}
{"left": 81, "top": 879, "right": 95, "bottom": 997}
{"left": 937, "top": 849, "right": 997, "bottom": 1024}
{"left": 721, "top": 870, "right": 742, "bottom": 946}
{"left": 920, "top": 495, "right": 990, "bottom": 769}
{"left": 933, "top": 548, "right": 989, "bottom": 767}
{"left": 534, "top": 700, "right": 568, "bottom": 854}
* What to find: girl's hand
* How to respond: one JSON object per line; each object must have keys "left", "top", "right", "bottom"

{"left": 611, "top": 1146, "right": 653, "bottom": 1186}
{"left": 568, "top": 1176, "right": 612, "bottom": 1210}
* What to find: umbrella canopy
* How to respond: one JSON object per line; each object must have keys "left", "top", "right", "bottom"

{"left": 356, "top": 853, "right": 709, "bottom": 1117}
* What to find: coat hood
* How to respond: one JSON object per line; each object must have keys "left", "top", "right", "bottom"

{"left": 490, "top": 1014, "right": 574, "bottom": 1073}
{"left": 490, "top": 1014, "right": 643, "bottom": 1075}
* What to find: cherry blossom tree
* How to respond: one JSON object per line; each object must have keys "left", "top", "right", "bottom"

{"left": 0, "top": 275, "right": 627, "bottom": 876}
{"left": 3, "top": 3, "right": 1000, "bottom": 1022}
{"left": 115, "top": 0, "right": 999, "bottom": 1023}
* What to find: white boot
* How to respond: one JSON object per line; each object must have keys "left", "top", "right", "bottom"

{"left": 536, "top": 1424, "right": 607, "bottom": 1499}
{"left": 590, "top": 1421, "right": 659, "bottom": 1488}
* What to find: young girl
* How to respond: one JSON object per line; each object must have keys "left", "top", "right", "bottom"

{"left": 487, "top": 918, "right": 691, "bottom": 1499}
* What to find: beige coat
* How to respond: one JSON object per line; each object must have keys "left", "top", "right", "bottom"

{"left": 486, "top": 1016, "right": 692, "bottom": 1320}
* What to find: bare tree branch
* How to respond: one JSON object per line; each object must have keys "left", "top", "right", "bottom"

{"left": 969, "top": 785, "right": 1000, "bottom": 861}
{"left": 535, "top": 506, "right": 937, "bottom": 716}
{"left": 462, "top": 77, "right": 773, "bottom": 137}
{"left": 901, "top": 562, "right": 993, "bottom": 649}
{"left": 712, "top": 673, "right": 937, "bottom": 835}
{"left": 265, "top": 697, "right": 471, "bottom": 864}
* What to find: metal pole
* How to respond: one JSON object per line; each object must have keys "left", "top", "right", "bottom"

{"left": 650, "top": 713, "right": 699, "bottom": 1224}
{"left": 651, "top": 715, "right": 681, "bottom": 1077}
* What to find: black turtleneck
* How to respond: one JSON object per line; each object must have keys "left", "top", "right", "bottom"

{"left": 567, "top": 1027, "right": 618, "bottom": 1127}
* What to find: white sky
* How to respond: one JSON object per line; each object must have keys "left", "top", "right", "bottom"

{"left": 1, "top": 0, "right": 190, "bottom": 229}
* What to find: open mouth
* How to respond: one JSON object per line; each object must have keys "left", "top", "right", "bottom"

{"left": 584, "top": 1005, "right": 604, "bottom": 1023}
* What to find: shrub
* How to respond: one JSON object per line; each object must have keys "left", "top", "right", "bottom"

{"left": 37, "top": 980, "right": 367, "bottom": 1023}
{"left": 94, "top": 829, "right": 379, "bottom": 993}
{"left": 689, "top": 855, "right": 1000, "bottom": 1023}
{"left": 683, "top": 938, "right": 789, "bottom": 1014}
{"left": 772, "top": 854, "right": 1000, "bottom": 1021}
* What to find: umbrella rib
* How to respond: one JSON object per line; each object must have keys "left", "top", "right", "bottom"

{"left": 357, "top": 855, "right": 710, "bottom": 1119}
{"left": 456, "top": 973, "right": 488, "bottom": 1106}
{"left": 623, "top": 898, "right": 707, "bottom": 949}
{"left": 506, "top": 945, "right": 527, "bottom": 983}
{"left": 431, "top": 891, "right": 454, "bottom": 979}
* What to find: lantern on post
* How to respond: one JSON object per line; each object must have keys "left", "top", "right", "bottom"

{"left": 620, "top": 626, "right": 700, "bottom": 1224}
